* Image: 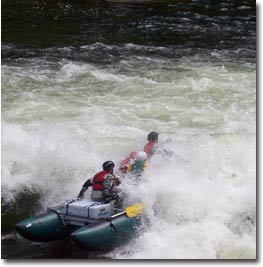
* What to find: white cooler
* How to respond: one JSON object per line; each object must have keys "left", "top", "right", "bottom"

{"left": 66, "top": 199, "right": 111, "bottom": 219}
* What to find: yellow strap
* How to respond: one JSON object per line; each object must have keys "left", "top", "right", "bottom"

{"left": 144, "top": 162, "right": 149, "bottom": 169}
{"left": 125, "top": 203, "right": 145, "bottom": 218}
{"left": 127, "top": 164, "right": 132, "bottom": 172}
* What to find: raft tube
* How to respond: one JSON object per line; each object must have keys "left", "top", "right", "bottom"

{"left": 71, "top": 213, "right": 142, "bottom": 249}
{"left": 16, "top": 199, "right": 144, "bottom": 249}
{"left": 15, "top": 210, "right": 78, "bottom": 242}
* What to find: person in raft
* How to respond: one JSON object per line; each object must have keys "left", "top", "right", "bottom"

{"left": 119, "top": 151, "right": 137, "bottom": 173}
{"left": 77, "top": 161, "right": 121, "bottom": 204}
{"left": 126, "top": 151, "right": 148, "bottom": 177}
{"left": 144, "top": 131, "right": 159, "bottom": 159}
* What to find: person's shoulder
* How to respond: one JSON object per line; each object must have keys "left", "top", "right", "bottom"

{"left": 104, "top": 173, "right": 114, "bottom": 179}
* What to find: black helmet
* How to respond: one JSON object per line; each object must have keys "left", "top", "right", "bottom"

{"left": 147, "top": 131, "right": 158, "bottom": 142}
{"left": 102, "top": 161, "right": 115, "bottom": 171}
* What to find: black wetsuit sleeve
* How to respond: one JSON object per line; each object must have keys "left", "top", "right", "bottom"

{"left": 77, "top": 178, "right": 93, "bottom": 198}
{"left": 83, "top": 179, "right": 93, "bottom": 188}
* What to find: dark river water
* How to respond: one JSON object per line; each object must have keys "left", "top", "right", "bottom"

{"left": 2, "top": 0, "right": 256, "bottom": 260}
{"left": 2, "top": 0, "right": 256, "bottom": 61}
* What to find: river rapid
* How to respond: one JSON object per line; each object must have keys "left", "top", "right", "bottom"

{"left": 1, "top": 0, "right": 256, "bottom": 259}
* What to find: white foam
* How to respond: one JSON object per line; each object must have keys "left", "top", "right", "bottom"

{"left": 108, "top": 134, "right": 256, "bottom": 259}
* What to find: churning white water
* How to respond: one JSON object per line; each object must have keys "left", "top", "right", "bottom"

{"left": 1, "top": 45, "right": 256, "bottom": 259}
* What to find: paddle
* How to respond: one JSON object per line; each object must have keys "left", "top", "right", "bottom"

{"left": 125, "top": 203, "right": 145, "bottom": 218}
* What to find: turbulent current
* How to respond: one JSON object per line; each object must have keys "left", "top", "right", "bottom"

{"left": 1, "top": 0, "right": 256, "bottom": 259}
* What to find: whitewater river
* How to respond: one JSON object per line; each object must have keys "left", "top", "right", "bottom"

{"left": 1, "top": 0, "right": 256, "bottom": 259}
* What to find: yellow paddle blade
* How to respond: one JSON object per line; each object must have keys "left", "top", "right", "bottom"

{"left": 125, "top": 203, "right": 145, "bottom": 218}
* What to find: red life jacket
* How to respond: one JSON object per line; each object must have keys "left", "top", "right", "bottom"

{"left": 119, "top": 152, "right": 137, "bottom": 172}
{"left": 120, "top": 157, "right": 130, "bottom": 168}
{"left": 92, "top": 171, "right": 108, "bottom": 191}
{"left": 92, "top": 171, "right": 118, "bottom": 191}
{"left": 144, "top": 142, "right": 155, "bottom": 158}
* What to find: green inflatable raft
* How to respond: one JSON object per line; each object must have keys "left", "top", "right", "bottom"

{"left": 15, "top": 199, "right": 144, "bottom": 250}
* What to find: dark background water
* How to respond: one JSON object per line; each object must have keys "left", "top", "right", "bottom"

{"left": 2, "top": 0, "right": 256, "bottom": 62}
